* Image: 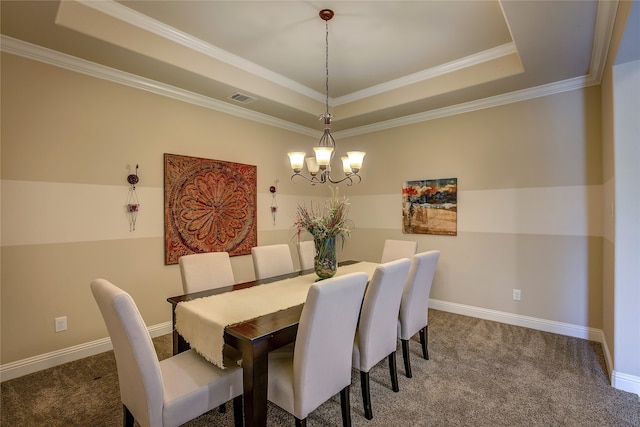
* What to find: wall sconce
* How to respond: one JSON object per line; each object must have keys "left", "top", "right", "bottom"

{"left": 270, "top": 179, "right": 279, "bottom": 226}
{"left": 127, "top": 164, "right": 140, "bottom": 231}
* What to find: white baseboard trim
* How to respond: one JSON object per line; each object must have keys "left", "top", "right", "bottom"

{"left": 612, "top": 370, "right": 640, "bottom": 397}
{"left": 3, "top": 303, "right": 638, "bottom": 399}
{"left": 0, "top": 322, "right": 173, "bottom": 382}
{"left": 600, "top": 333, "right": 614, "bottom": 379}
{"left": 429, "top": 299, "right": 605, "bottom": 342}
{"left": 0, "top": 303, "right": 609, "bottom": 382}
{"left": 429, "top": 299, "right": 640, "bottom": 397}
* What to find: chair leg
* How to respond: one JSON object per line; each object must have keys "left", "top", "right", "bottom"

{"left": 420, "top": 326, "right": 429, "bottom": 360}
{"left": 360, "top": 371, "right": 373, "bottom": 420}
{"left": 233, "top": 395, "right": 243, "bottom": 427}
{"left": 295, "top": 417, "right": 307, "bottom": 427}
{"left": 388, "top": 352, "right": 399, "bottom": 392}
{"left": 123, "top": 404, "right": 134, "bottom": 427}
{"left": 219, "top": 403, "right": 226, "bottom": 413}
{"left": 340, "top": 385, "right": 352, "bottom": 427}
{"left": 401, "top": 339, "right": 412, "bottom": 378}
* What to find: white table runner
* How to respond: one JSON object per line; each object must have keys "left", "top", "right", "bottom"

{"left": 175, "top": 261, "right": 378, "bottom": 368}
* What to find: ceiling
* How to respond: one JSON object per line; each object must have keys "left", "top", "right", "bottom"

{"left": 0, "top": 1, "right": 626, "bottom": 138}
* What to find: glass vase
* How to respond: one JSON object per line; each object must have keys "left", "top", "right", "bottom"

{"left": 314, "top": 235, "right": 337, "bottom": 280}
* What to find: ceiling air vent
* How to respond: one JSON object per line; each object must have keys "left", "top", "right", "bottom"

{"left": 229, "top": 92, "right": 257, "bottom": 104}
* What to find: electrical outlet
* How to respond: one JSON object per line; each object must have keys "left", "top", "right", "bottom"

{"left": 55, "top": 316, "right": 67, "bottom": 332}
{"left": 513, "top": 289, "right": 521, "bottom": 301}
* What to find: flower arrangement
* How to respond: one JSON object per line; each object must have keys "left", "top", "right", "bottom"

{"left": 293, "top": 187, "right": 353, "bottom": 244}
{"left": 293, "top": 187, "right": 353, "bottom": 279}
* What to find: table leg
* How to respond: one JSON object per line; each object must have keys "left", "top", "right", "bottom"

{"left": 171, "top": 309, "right": 190, "bottom": 355}
{"left": 240, "top": 339, "right": 269, "bottom": 427}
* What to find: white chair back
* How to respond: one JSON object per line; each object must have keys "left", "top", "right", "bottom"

{"left": 267, "top": 272, "right": 367, "bottom": 423}
{"left": 91, "top": 279, "right": 163, "bottom": 427}
{"left": 354, "top": 258, "right": 411, "bottom": 371}
{"left": 381, "top": 239, "right": 418, "bottom": 263}
{"left": 251, "top": 244, "right": 295, "bottom": 280}
{"left": 293, "top": 272, "right": 367, "bottom": 419}
{"left": 398, "top": 250, "right": 440, "bottom": 339}
{"left": 178, "top": 252, "right": 235, "bottom": 294}
{"left": 297, "top": 240, "right": 315, "bottom": 271}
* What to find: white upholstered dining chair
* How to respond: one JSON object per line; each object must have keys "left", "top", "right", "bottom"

{"left": 251, "top": 244, "right": 295, "bottom": 280}
{"left": 90, "top": 279, "right": 243, "bottom": 427}
{"left": 267, "top": 272, "right": 368, "bottom": 427}
{"left": 178, "top": 251, "right": 235, "bottom": 294}
{"left": 296, "top": 240, "right": 315, "bottom": 271}
{"left": 178, "top": 252, "right": 243, "bottom": 367}
{"left": 397, "top": 250, "right": 440, "bottom": 378}
{"left": 352, "top": 258, "right": 411, "bottom": 419}
{"left": 380, "top": 239, "right": 418, "bottom": 263}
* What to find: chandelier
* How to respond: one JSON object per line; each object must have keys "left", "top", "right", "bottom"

{"left": 288, "top": 9, "right": 365, "bottom": 186}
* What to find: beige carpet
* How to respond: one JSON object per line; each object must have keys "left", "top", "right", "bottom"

{"left": 2, "top": 309, "right": 639, "bottom": 426}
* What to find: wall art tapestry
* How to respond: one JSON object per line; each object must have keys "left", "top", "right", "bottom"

{"left": 402, "top": 178, "right": 457, "bottom": 236}
{"left": 164, "top": 153, "right": 257, "bottom": 264}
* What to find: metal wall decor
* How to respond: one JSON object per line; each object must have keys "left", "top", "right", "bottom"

{"left": 270, "top": 179, "right": 279, "bottom": 226}
{"left": 164, "top": 153, "right": 257, "bottom": 264}
{"left": 126, "top": 164, "right": 140, "bottom": 231}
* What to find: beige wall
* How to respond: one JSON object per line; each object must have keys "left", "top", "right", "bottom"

{"left": 344, "top": 88, "right": 603, "bottom": 196}
{"left": 1, "top": 51, "right": 604, "bottom": 370}
{"left": 601, "top": 43, "right": 617, "bottom": 367}
{"left": 0, "top": 53, "right": 316, "bottom": 364}
{"left": 599, "top": 0, "right": 640, "bottom": 388}
{"left": 339, "top": 88, "right": 603, "bottom": 329}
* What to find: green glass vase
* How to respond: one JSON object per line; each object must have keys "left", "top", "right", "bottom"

{"left": 313, "top": 235, "right": 337, "bottom": 280}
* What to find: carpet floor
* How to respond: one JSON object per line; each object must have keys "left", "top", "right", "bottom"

{"left": 2, "top": 309, "right": 639, "bottom": 426}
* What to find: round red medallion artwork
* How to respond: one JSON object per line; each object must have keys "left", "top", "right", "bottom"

{"left": 164, "top": 154, "right": 257, "bottom": 264}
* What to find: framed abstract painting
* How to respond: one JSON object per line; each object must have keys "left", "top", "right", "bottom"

{"left": 164, "top": 153, "right": 257, "bottom": 264}
{"left": 402, "top": 178, "right": 457, "bottom": 236}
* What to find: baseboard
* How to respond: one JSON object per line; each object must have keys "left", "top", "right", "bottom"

{"left": 428, "top": 299, "right": 640, "bottom": 397}
{"left": 599, "top": 333, "right": 614, "bottom": 380}
{"left": 0, "top": 322, "right": 173, "bottom": 382}
{"left": 612, "top": 370, "right": 640, "bottom": 397}
{"left": 3, "top": 303, "right": 637, "bottom": 398}
{"left": 0, "top": 303, "right": 607, "bottom": 382}
{"left": 429, "top": 299, "right": 606, "bottom": 342}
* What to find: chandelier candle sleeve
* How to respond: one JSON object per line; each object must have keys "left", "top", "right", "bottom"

{"left": 306, "top": 157, "right": 320, "bottom": 174}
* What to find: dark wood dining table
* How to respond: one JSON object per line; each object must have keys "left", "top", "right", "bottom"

{"left": 167, "top": 260, "right": 362, "bottom": 427}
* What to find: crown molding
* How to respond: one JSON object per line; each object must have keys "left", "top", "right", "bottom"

{"left": 74, "top": 1, "right": 521, "bottom": 107}
{"left": 334, "top": 43, "right": 518, "bottom": 106}
{"left": 334, "top": 74, "right": 598, "bottom": 139}
{"left": 589, "top": 0, "right": 619, "bottom": 84}
{"left": 1, "top": 33, "right": 599, "bottom": 140}
{"left": 74, "top": 0, "right": 326, "bottom": 104}
{"left": 0, "top": 35, "right": 318, "bottom": 138}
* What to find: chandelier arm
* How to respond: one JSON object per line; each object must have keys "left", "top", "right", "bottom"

{"left": 290, "top": 173, "right": 321, "bottom": 185}
{"left": 326, "top": 174, "right": 358, "bottom": 186}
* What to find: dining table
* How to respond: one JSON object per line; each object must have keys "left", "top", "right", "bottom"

{"left": 166, "top": 260, "right": 379, "bottom": 427}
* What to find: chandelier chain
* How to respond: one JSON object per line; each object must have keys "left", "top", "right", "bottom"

{"left": 325, "top": 19, "right": 330, "bottom": 117}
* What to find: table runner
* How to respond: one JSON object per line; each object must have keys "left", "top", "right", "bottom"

{"left": 175, "top": 261, "right": 378, "bottom": 368}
